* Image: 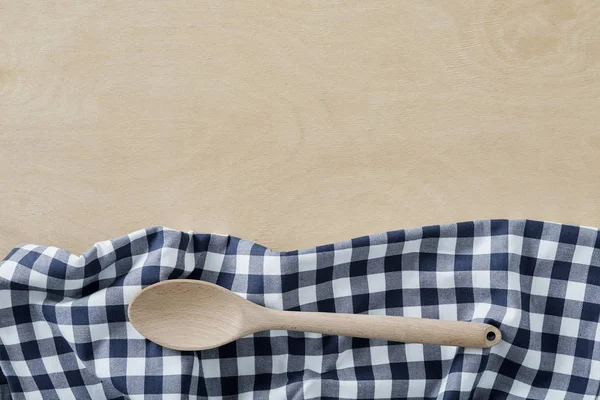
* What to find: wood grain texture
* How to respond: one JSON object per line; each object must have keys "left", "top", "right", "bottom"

{"left": 1, "top": 1, "right": 599, "bottom": 255}
{"left": 129, "top": 280, "right": 501, "bottom": 350}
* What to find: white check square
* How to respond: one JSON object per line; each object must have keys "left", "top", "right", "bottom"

{"left": 163, "top": 356, "right": 183, "bottom": 375}
{"left": 201, "top": 358, "right": 221, "bottom": 378}
{"left": 334, "top": 248, "right": 352, "bottom": 265}
{"left": 402, "top": 239, "right": 421, "bottom": 254}
{"left": 42, "top": 355, "right": 65, "bottom": 374}
{"left": 235, "top": 255, "right": 250, "bottom": 275}
{"left": 339, "top": 380, "right": 358, "bottom": 398}
{"left": 521, "top": 349, "right": 541, "bottom": 369}
{"left": 437, "top": 237, "right": 457, "bottom": 254}
{"left": 298, "top": 252, "right": 317, "bottom": 272}
{"left": 237, "top": 356, "right": 256, "bottom": 375}
{"left": 203, "top": 252, "right": 224, "bottom": 272}
{"left": 368, "top": 244, "right": 387, "bottom": 259}
{"left": 473, "top": 236, "right": 491, "bottom": 255}
{"left": 554, "top": 354, "right": 575, "bottom": 375}
{"left": 370, "top": 346, "right": 390, "bottom": 365}
{"left": 407, "top": 379, "right": 426, "bottom": 397}
{"left": 262, "top": 256, "right": 281, "bottom": 275}
{"left": 160, "top": 247, "right": 180, "bottom": 269}
{"left": 126, "top": 357, "right": 146, "bottom": 377}
{"left": 530, "top": 277, "right": 551, "bottom": 296}
{"left": 537, "top": 240, "right": 558, "bottom": 260}
{"left": 332, "top": 277, "right": 353, "bottom": 298}
{"left": 367, "top": 272, "right": 386, "bottom": 293}
{"left": 559, "top": 317, "right": 580, "bottom": 338}
{"left": 564, "top": 281, "right": 586, "bottom": 301}
{"left": 401, "top": 270, "right": 421, "bottom": 289}
{"left": 304, "top": 355, "right": 322, "bottom": 373}
{"left": 572, "top": 245, "right": 594, "bottom": 265}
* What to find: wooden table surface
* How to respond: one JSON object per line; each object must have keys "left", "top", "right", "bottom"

{"left": 1, "top": 1, "right": 599, "bottom": 255}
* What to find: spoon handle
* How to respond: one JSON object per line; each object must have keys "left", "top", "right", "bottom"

{"left": 264, "top": 310, "right": 501, "bottom": 348}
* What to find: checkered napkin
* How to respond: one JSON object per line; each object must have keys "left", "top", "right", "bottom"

{"left": 0, "top": 220, "right": 599, "bottom": 399}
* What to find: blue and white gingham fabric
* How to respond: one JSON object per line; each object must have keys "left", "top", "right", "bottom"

{"left": 1, "top": 220, "right": 599, "bottom": 399}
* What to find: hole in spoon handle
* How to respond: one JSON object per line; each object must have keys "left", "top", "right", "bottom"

{"left": 483, "top": 325, "right": 502, "bottom": 347}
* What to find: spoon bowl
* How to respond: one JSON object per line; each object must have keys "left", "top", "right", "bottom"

{"left": 128, "top": 279, "right": 502, "bottom": 351}
{"left": 128, "top": 280, "right": 260, "bottom": 350}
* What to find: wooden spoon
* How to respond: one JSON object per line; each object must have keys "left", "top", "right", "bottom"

{"left": 128, "top": 279, "right": 501, "bottom": 351}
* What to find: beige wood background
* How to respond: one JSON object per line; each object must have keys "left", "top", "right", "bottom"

{"left": 1, "top": 1, "right": 599, "bottom": 255}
